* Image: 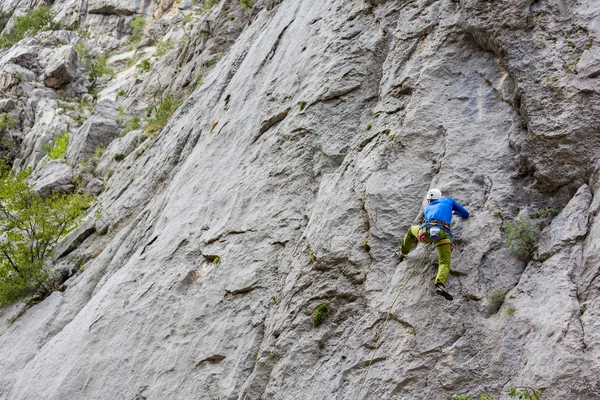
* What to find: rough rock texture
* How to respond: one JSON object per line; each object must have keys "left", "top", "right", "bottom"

{"left": 44, "top": 45, "right": 79, "bottom": 88}
{"left": 1, "top": 0, "right": 600, "bottom": 400}
{"left": 30, "top": 159, "right": 75, "bottom": 196}
{"left": 66, "top": 99, "right": 121, "bottom": 164}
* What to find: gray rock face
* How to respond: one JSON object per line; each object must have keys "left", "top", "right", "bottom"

{"left": 30, "top": 159, "right": 74, "bottom": 196}
{"left": 44, "top": 45, "right": 78, "bottom": 88}
{"left": 66, "top": 99, "right": 121, "bottom": 165}
{"left": 1, "top": 1, "right": 600, "bottom": 400}
{"left": 87, "top": 0, "right": 139, "bottom": 15}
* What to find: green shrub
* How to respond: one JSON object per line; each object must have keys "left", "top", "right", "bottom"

{"left": 488, "top": 288, "right": 506, "bottom": 305}
{"left": 505, "top": 306, "right": 516, "bottom": 317}
{"left": 0, "top": 7, "right": 57, "bottom": 49}
{"left": 136, "top": 59, "right": 152, "bottom": 75}
{"left": 366, "top": 122, "right": 372, "bottom": 130}
{"left": 94, "top": 145, "right": 106, "bottom": 158}
{"left": 0, "top": 8, "right": 12, "bottom": 33}
{"left": 75, "top": 43, "right": 114, "bottom": 91}
{"left": 125, "top": 116, "right": 140, "bottom": 133}
{"left": 202, "top": 0, "right": 219, "bottom": 12}
{"left": 0, "top": 164, "right": 93, "bottom": 305}
{"left": 313, "top": 302, "right": 328, "bottom": 327}
{"left": 155, "top": 40, "right": 173, "bottom": 57}
{"left": 298, "top": 101, "right": 307, "bottom": 111}
{"left": 0, "top": 113, "right": 18, "bottom": 131}
{"left": 129, "top": 16, "right": 146, "bottom": 43}
{"left": 43, "top": 131, "right": 69, "bottom": 160}
{"left": 504, "top": 215, "right": 539, "bottom": 260}
{"left": 505, "top": 386, "right": 541, "bottom": 400}
{"left": 239, "top": 0, "right": 257, "bottom": 10}
{"left": 144, "top": 93, "right": 182, "bottom": 135}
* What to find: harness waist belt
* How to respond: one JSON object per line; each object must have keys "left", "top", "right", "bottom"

{"left": 424, "top": 220, "right": 451, "bottom": 232}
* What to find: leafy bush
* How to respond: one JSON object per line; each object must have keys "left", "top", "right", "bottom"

{"left": 202, "top": 0, "right": 219, "bottom": 11}
{"left": 504, "top": 215, "right": 539, "bottom": 260}
{"left": 0, "top": 113, "right": 18, "bottom": 131}
{"left": 239, "top": 0, "right": 257, "bottom": 10}
{"left": 136, "top": 59, "right": 152, "bottom": 75}
{"left": 125, "top": 116, "right": 141, "bottom": 133}
{"left": 0, "top": 8, "right": 12, "bottom": 33}
{"left": 313, "top": 302, "right": 328, "bottom": 327}
{"left": 488, "top": 288, "right": 506, "bottom": 306}
{"left": 451, "top": 386, "right": 541, "bottom": 400}
{"left": 0, "top": 164, "right": 93, "bottom": 305}
{"left": 155, "top": 40, "right": 173, "bottom": 57}
{"left": 75, "top": 43, "right": 114, "bottom": 91}
{"left": 43, "top": 131, "right": 69, "bottom": 160}
{"left": 144, "top": 93, "right": 182, "bottom": 135}
{"left": 0, "top": 7, "right": 57, "bottom": 49}
{"left": 129, "top": 16, "right": 146, "bottom": 43}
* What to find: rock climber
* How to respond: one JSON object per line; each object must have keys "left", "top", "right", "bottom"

{"left": 396, "top": 188, "right": 469, "bottom": 301}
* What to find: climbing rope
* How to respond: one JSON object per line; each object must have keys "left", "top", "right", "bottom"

{"left": 354, "top": 244, "right": 432, "bottom": 400}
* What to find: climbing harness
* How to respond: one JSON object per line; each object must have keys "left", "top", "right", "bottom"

{"left": 418, "top": 220, "right": 454, "bottom": 252}
{"left": 354, "top": 244, "right": 432, "bottom": 400}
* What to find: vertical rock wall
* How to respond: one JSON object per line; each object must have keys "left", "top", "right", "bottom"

{"left": 1, "top": 0, "right": 600, "bottom": 399}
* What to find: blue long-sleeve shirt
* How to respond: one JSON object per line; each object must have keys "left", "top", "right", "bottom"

{"left": 423, "top": 197, "right": 469, "bottom": 227}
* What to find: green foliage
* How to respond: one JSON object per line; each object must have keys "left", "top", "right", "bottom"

{"left": 213, "top": 256, "right": 220, "bottom": 264}
{"left": 451, "top": 395, "right": 472, "bottom": 400}
{"left": 580, "top": 306, "right": 586, "bottom": 315}
{"left": 136, "top": 59, "right": 152, "bottom": 75}
{"left": 505, "top": 386, "right": 542, "bottom": 400}
{"left": 389, "top": 133, "right": 396, "bottom": 140}
{"left": 129, "top": 16, "right": 146, "bottom": 43}
{"left": 309, "top": 248, "right": 315, "bottom": 262}
{"left": 298, "top": 101, "right": 307, "bottom": 111}
{"left": 239, "top": 0, "right": 257, "bottom": 10}
{"left": 488, "top": 288, "right": 506, "bottom": 305}
{"left": 490, "top": 200, "right": 503, "bottom": 217}
{"left": 155, "top": 40, "right": 173, "bottom": 57}
{"left": 536, "top": 207, "right": 558, "bottom": 218}
{"left": 0, "top": 113, "right": 18, "bottom": 131}
{"left": 366, "top": 122, "right": 372, "bottom": 131}
{"left": 0, "top": 164, "right": 93, "bottom": 305}
{"left": 451, "top": 387, "right": 541, "bottom": 400}
{"left": 94, "top": 145, "right": 106, "bottom": 158}
{"left": 144, "top": 93, "right": 182, "bottom": 135}
{"left": 75, "top": 43, "right": 114, "bottom": 90}
{"left": 202, "top": 0, "right": 219, "bottom": 11}
{"left": 117, "top": 89, "right": 127, "bottom": 98}
{"left": 544, "top": 75, "right": 557, "bottom": 83}
{"left": 506, "top": 306, "right": 516, "bottom": 317}
{"left": 0, "top": 7, "right": 57, "bottom": 49}
{"left": 313, "top": 302, "right": 328, "bottom": 327}
{"left": 362, "top": 238, "right": 370, "bottom": 251}
{"left": 0, "top": 8, "right": 12, "bottom": 33}
{"left": 504, "top": 215, "right": 539, "bottom": 260}
{"left": 125, "top": 116, "right": 141, "bottom": 133}
{"left": 43, "top": 131, "right": 69, "bottom": 160}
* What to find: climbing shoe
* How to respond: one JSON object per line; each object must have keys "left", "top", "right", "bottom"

{"left": 435, "top": 286, "right": 453, "bottom": 301}
{"left": 395, "top": 251, "right": 406, "bottom": 262}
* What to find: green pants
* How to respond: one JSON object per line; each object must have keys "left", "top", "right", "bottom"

{"left": 400, "top": 225, "right": 452, "bottom": 286}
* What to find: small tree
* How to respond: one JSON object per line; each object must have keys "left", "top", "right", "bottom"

{"left": 504, "top": 215, "right": 539, "bottom": 260}
{"left": 0, "top": 164, "right": 93, "bottom": 305}
{"left": 0, "top": 7, "right": 57, "bottom": 48}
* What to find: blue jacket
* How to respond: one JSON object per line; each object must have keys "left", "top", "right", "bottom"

{"left": 423, "top": 197, "right": 469, "bottom": 228}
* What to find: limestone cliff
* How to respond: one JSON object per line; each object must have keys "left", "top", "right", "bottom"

{"left": 1, "top": 0, "right": 600, "bottom": 399}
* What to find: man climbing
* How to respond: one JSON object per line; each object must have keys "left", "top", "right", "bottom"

{"left": 397, "top": 188, "right": 469, "bottom": 301}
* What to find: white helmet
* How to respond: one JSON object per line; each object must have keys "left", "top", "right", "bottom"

{"left": 426, "top": 188, "right": 442, "bottom": 200}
